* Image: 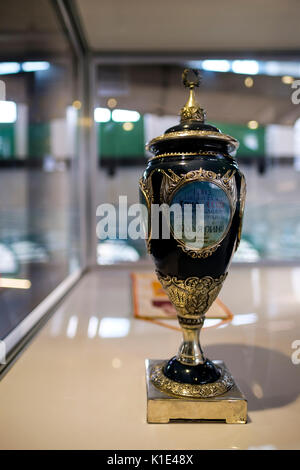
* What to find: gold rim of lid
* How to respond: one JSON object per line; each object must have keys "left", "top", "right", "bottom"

{"left": 146, "top": 130, "right": 239, "bottom": 155}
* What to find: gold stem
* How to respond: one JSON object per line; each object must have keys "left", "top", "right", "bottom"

{"left": 186, "top": 87, "right": 196, "bottom": 108}
{"left": 177, "top": 320, "right": 205, "bottom": 365}
{"left": 180, "top": 85, "right": 206, "bottom": 122}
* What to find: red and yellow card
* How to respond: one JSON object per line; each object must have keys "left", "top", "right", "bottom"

{"left": 131, "top": 272, "right": 233, "bottom": 331}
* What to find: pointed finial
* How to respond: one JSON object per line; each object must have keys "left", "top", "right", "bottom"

{"left": 180, "top": 69, "right": 206, "bottom": 123}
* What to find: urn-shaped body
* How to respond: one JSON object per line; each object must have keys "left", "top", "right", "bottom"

{"left": 139, "top": 74, "right": 246, "bottom": 396}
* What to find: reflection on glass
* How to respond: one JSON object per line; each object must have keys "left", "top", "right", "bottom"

{"left": 203, "top": 319, "right": 221, "bottom": 328}
{"left": 97, "top": 241, "right": 139, "bottom": 265}
{"left": 99, "top": 318, "right": 130, "bottom": 338}
{"left": 291, "top": 268, "right": 300, "bottom": 302}
{"left": 87, "top": 316, "right": 99, "bottom": 339}
{"left": 0, "top": 278, "right": 31, "bottom": 289}
{"left": 252, "top": 382, "right": 264, "bottom": 399}
{"left": 0, "top": 101, "right": 17, "bottom": 123}
{"left": 231, "top": 313, "right": 258, "bottom": 326}
{"left": 0, "top": 0, "right": 81, "bottom": 342}
{"left": 66, "top": 316, "right": 79, "bottom": 339}
{"left": 112, "top": 358, "right": 122, "bottom": 368}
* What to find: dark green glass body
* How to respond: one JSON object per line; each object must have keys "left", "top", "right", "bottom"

{"left": 141, "top": 127, "right": 244, "bottom": 279}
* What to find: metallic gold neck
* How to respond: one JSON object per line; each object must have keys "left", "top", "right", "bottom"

{"left": 180, "top": 69, "right": 206, "bottom": 123}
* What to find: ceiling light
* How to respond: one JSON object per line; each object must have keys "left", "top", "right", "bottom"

{"left": 112, "top": 109, "right": 140, "bottom": 122}
{"left": 72, "top": 100, "right": 82, "bottom": 109}
{"left": 22, "top": 61, "right": 50, "bottom": 72}
{"left": 247, "top": 120, "right": 259, "bottom": 130}
{"left": 281, "top": 75, "right": 294, "bottom": 85}
{"left": 94, "top": 107, "right": 111, "bottom": 123}
{"left": 0, "top": 277, "right": 31, "bottom": 289}
{"left": 0, "top": 101, "right": 17, "bottom": 123}
{"left": 123, "top": 122, "right": 134, "bottom": 131}
{"left": 0, "top": 62, "right": 21, "bottom": 75}
{"left": 201, "top": 60, "right": 231, "bottom": 73}
{"left": 107, "top": 98, "right": 117, "bottom": 109}
{"left": 244, "top": 77, "right": 254, "bottom": 87}
{"left": 232, "top": 60, "right": 259, "bottom": 75}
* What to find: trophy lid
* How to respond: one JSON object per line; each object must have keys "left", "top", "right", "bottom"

{"left": 146, "top": 69, "right": 239, "bottom": 156}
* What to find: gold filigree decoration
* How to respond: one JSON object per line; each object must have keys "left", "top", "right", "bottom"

{"left": 156, "top": 271, "right": 227, "bottom": 323}
{"left": 139, "top": 174, "right": 153, "bottom": 206}
{"left": 180, "top": 105, "right": 206, "bottom": 122}
{"left": 236, "top": 173, "right": 246, "bottom": 251}
{"left": 139, "top": 171, "right": 155, "bottom": 253}
{"left": 160, "top": 167, "right": 236, "bottom": 206}
{"left": 150, "top": 362, "right": 233, "bottom": 398}
{"left": 179, "top": 244, "right": 219, "bottom": 259}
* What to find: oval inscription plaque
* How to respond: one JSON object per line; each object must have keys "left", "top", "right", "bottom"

{"left": 169, "top": 181, "right": 231, "bottom": 251}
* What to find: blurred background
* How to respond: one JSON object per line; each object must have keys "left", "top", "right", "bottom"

{"left": 0, "top": 0, "right": 300, "bottom": 346}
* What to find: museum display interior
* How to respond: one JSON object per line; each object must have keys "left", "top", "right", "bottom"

{"left": 0, "top": 0, "right": 299, "bottom": 450}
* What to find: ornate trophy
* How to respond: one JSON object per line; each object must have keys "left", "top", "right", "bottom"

{"left": 139, "top": 69, "right": 247, "bottom": 423}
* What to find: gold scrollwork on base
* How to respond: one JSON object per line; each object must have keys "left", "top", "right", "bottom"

{"left": 159, "top": 168, "right": 237, "bottom": 258}
{"left": 156, "top": 272, "right": 227, "bottom": 323}
{"left": 150, "top": 362, "right": 234, "bottom": 398}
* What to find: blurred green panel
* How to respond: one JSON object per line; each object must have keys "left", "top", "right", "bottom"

{"left": 212, "top": 121, "right": 265, "bottom": 157}
{"left": 28, "top": 123, "right": 50, "bottom": 158}
{"left": 97, "top": 117, "right": 264, "bottom": 160}
{"left": 98, "top": 118, "right": 144, "bottom": 159}
{"left": 0, "top": 124, "right": 15, "bottom": 158}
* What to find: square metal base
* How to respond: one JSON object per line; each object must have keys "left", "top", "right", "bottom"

{"left": 146, "top": 359, "right": 247, "bottom": 424}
